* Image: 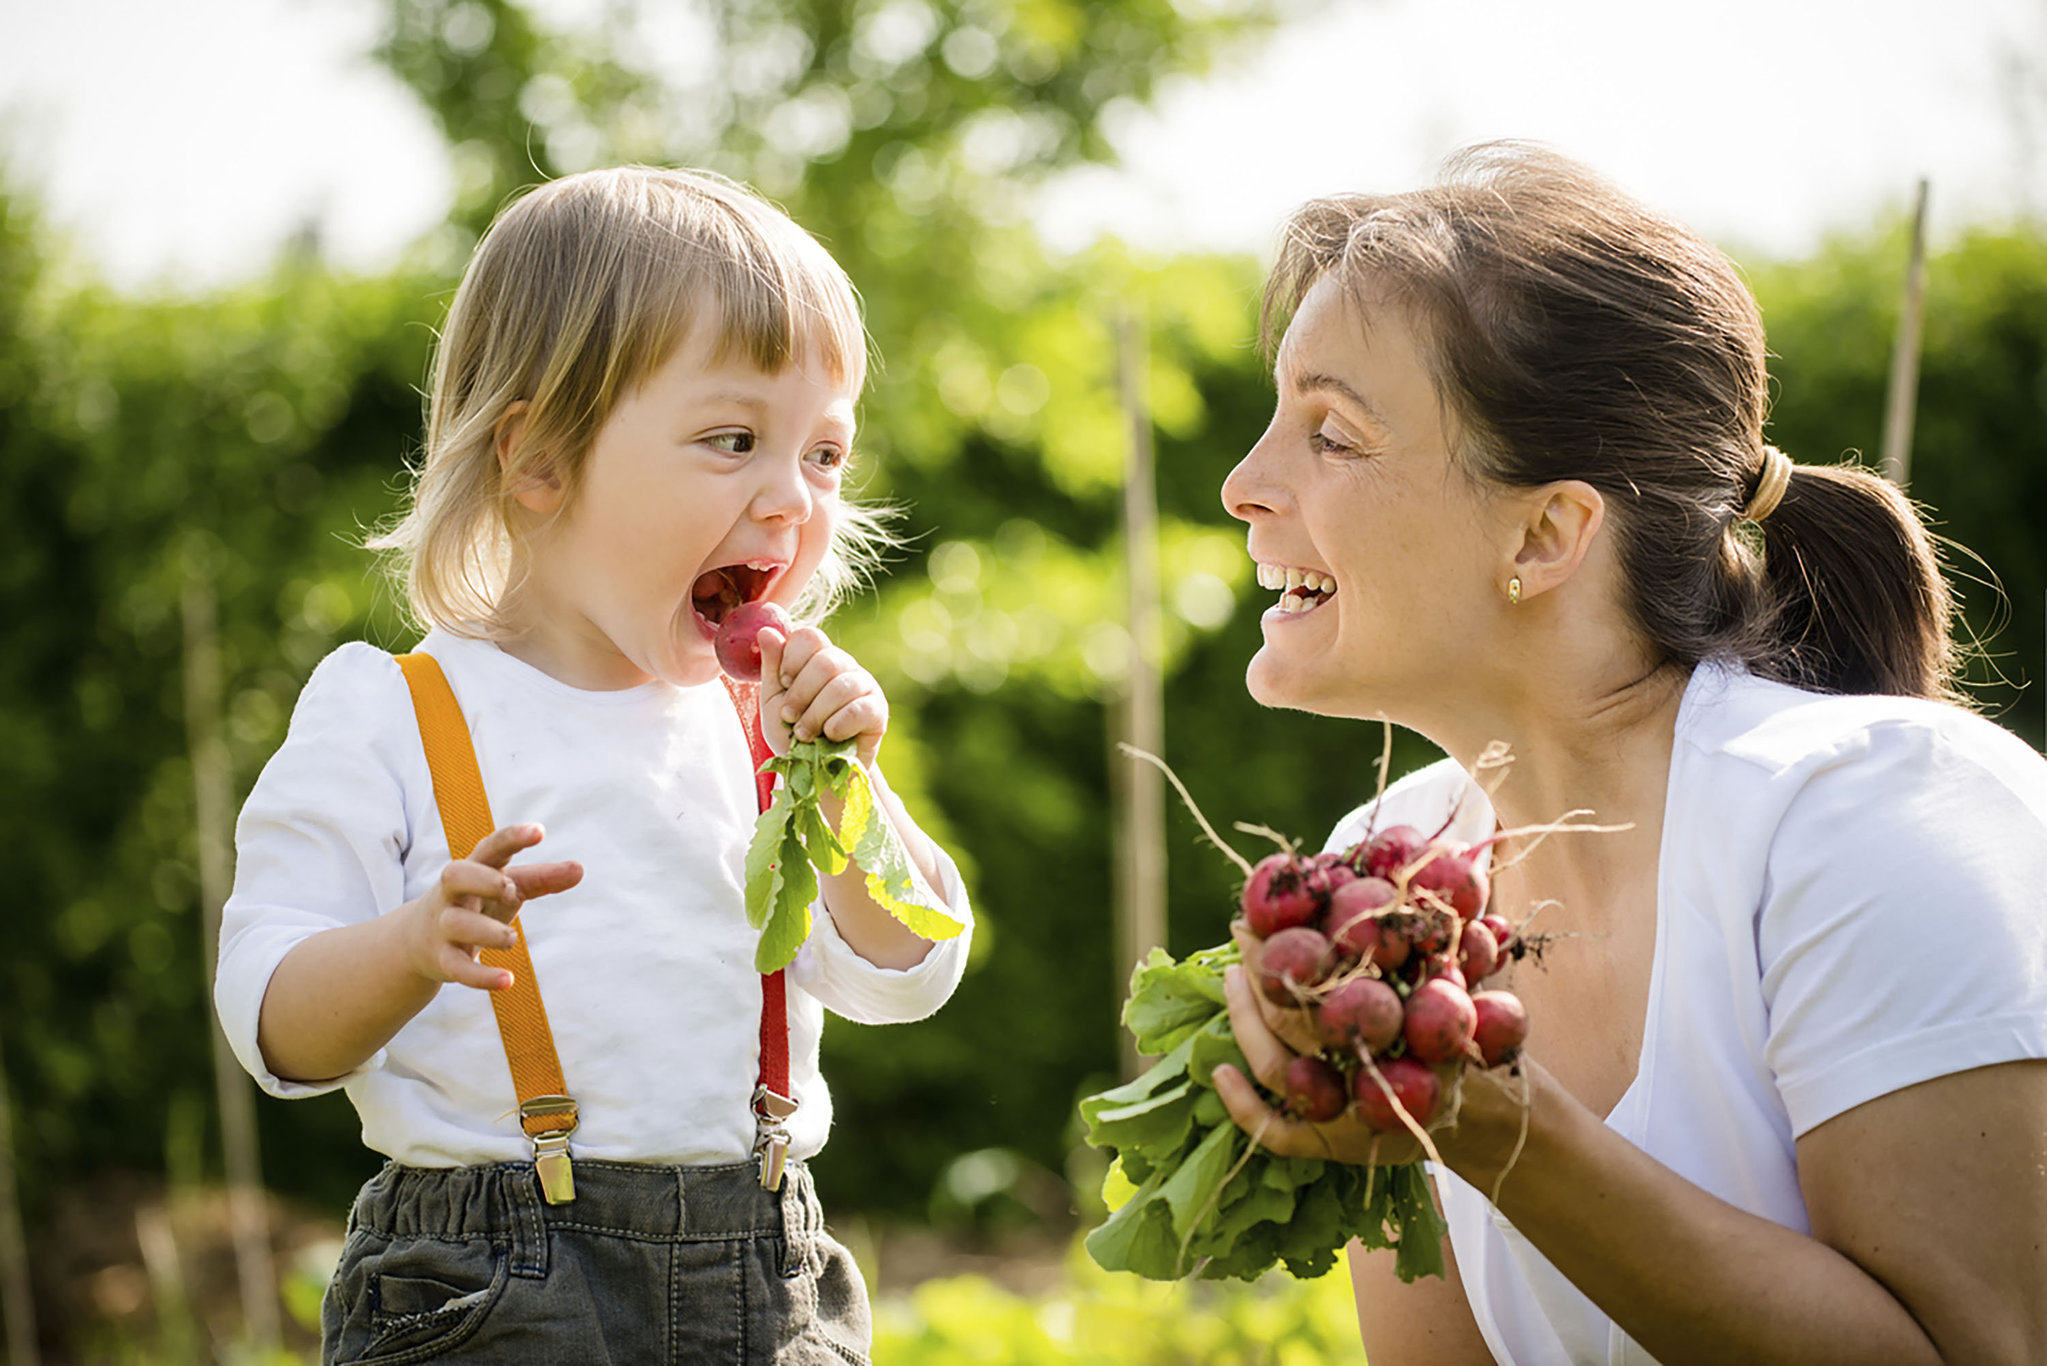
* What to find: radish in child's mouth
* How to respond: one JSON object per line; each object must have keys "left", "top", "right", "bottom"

{"left": 691, "top": 561, "right": 779, "bottom": 630}
{"left": 1255, "top": 561, "right": 1337, "bottom": 617}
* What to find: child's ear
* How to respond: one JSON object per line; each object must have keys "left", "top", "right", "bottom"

{"left": 496, "top": 402, "right": 564, "bottom": 514}
{"left": 1508, "top": 479, "right": 1605, "bottom": 602}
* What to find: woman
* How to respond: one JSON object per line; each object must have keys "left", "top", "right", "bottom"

{"left": 1212, "top": 144, "right": 2047, "bottom": 1365}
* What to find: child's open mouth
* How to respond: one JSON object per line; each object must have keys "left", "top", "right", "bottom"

{"left": 691, "top": 561, "right": 781, "bottom": 630}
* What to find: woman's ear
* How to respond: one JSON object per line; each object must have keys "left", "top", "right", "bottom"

{"left": 1509, "top": 480, "right": 1605, "bottom": 601}
{"left": 495, "top": 402, "right": 563, "bottom": 515}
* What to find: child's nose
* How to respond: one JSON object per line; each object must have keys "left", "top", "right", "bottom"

{"left": 751, "top": 455, "right": 814, "bottom": 524}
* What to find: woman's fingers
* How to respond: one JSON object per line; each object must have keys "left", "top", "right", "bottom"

{"left": 1224, "top": 952, "right": 1325, "bottom": 1065}
{"left": 1223, "top": 963, "right": 1296, "bottom": 1088}
{"left": 1213, "top": 1064, "right": 1327, "bottom": 1159}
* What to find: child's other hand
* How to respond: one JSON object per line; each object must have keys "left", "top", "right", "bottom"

{"left": 758, "top": 625, "right": 887, "bottom": 766}
{"left": 400, "top": 823, "right": 583, "bottom": 991}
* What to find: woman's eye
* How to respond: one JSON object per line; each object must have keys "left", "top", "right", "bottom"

{"left": 1307, "top": 427, "right": 1354, "bottom": 456}
{"left": 705, "top": 431, "right": 756, "bottom": 455}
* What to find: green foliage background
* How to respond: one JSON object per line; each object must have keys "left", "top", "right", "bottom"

{"left": 0, "top": 0, "right": 2043, "bottom": 1354}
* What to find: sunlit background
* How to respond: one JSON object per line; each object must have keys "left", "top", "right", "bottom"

{"left": 0, "top": 1, "right": 2042, "bottom": 1361}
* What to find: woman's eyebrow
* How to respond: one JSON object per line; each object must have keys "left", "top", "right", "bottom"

{"left": 1293, "top": 371, "right": 1388, "bottom": 426}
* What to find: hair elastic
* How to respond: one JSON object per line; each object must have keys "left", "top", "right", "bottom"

{"left": 1741, "top": 445, "right": 1793, "bottom": 522}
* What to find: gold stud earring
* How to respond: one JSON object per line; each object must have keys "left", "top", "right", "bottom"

{"left": 1507, "top": 576, "right": 1522, "bottom": 605}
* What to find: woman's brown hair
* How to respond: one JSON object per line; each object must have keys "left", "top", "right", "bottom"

{"left": 1263, "top": 142, "right": 1957, "bottom": 700}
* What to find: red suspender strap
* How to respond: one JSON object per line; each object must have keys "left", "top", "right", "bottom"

{"left": 393, "top": 653, "right": 581, "bottom": 1204}
{"left": 723, "top": 678, "right": 797, "bottom": 1190}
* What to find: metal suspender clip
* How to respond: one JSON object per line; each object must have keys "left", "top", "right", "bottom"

{"left": 520, "top": 1095, "right": 580, "bottom": 1205}
{"left": 752, "top": 1085, "right": 799, "bottom": 1191}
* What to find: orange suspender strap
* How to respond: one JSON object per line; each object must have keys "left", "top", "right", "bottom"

{"left": 393, "top": 653, "right": 798, "bottom": 1201}
{"left": 394, "top": 653, "right": 581, "bottom": 1204}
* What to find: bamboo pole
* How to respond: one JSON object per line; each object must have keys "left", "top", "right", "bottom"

{"left": 1113, "top": 309, "right": 1167, "bottom": 1079}
{"left": 181, "top": 567, "right": 282, "bottom": 1353}
{"left": 1880, "top": 178, "right": 1931, "bottom": 487}
{"left": 0, "top": 1028, "right": 40, "bottom": 1366}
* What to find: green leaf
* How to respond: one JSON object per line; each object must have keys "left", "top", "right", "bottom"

{"left": 753, "top": 826, "right": 817, "bottom": 973}
{"left": 1123, "top": 947, "right": 1232, "bottom": 1056}
{"left": 838, "top": 760, "right": 964, "bottom": 943}
{"left": 797, "top": 802, "right": 848, "bottom": 875}
{"left": 1158, "top": 1119, "right": 1239, "bottom": 1242}
{"left": 1083, "top": 1168, "right": 1177, "bottom": 1276}
{"left": 1187, "top": 1016, "right": 1249, "bottom": 1088}
{"left": 1389, "top": 1164, "right": 1449, "bottom": 1283}
{"left": 743, "top": 784, "right": 797, "bottom": 931}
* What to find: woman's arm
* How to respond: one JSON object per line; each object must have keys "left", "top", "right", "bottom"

{"left": 1347, "top": 1220, "right": 1493, "bottom": 1365}
{"left": 1217, "top": 967, "right": 2047, "bottom": 1365}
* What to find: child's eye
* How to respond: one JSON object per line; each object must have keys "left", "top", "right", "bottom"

{"left": 807, "top": 444, "right": 849, "bottom": 472}
{"left": 705, "top": 430, "right": 756, "bottom": 455}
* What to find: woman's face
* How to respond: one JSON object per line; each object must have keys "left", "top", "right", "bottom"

{"left": 1222, "top": 275, "right": 1515, "bottom": 720}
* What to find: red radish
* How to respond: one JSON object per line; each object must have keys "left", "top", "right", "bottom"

{"left": 1313, "top": 976, "right": 1404, "bottom": 1055}
{"left": 713, "top": 601, "right": 793, "bottom": 682}
{"left": 1409, "top": 844, "right": 1490, "bottom": 920}
{"left": 1471, "top": 991, "right": 1530, "bottom": 1068}
{"left": 1360, "top": 825, "right": 1427, "bottom": 881}
{"left": 1257, "top": 926, "right": 1334, "bottom": 1006}
{"left": 1325, "top": 876, "right": 1404, "bottom": 966}
{"left": 1422, "top": 959, "right": 1467, "bottom": 991}
{"left": 1306, "top": 852, "right": 1357, "bottom": 903}
{"left": 1279, "top": 1055, "right": 1348, "bottom": 1123}
{"left": 1355, "top": 1056, "right": 1441, "bottom": 1132}
{"left": 1402, "top": 977, "right": 1478, "bottom": 1063}
{"left": 1405, "top": 907, "right": 1454, "bottom": 956}
{"left": 1458, "top": 920, "right": 1501, "bottom": 980}
{"left": 1479, "top": 913, "right": 1515, "bottom": 949}
{"left": 1240, "top": 853, "right": 1321, "bottom": 938}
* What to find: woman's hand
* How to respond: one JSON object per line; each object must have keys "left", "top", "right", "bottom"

{"left": 758, "top": 625, "right": 887, "bottom": 766}
{"left": 1213, "top": 920, "right": 1532, "bottom": 1175}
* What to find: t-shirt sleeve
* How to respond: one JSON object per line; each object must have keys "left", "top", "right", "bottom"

{"left": 1758, "top": 718, "right": 2047, "bottom": 1137}
{"left": 213, "top": 643, "right": 422, "bottom": 1099}
{"left": 788, "top": 763, "right": 973, "bottom": 1025}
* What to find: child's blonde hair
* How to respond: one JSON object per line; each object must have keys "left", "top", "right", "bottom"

{"left": 373, "top": 165, "right": 890, "bottom": 635}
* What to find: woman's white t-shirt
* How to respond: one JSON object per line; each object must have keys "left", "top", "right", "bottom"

{"left": 215, "top": 629, "right": 973, "bottom": 1169}
{"left": 1322, "top": 662, "right": 2047, "bottom": 1366}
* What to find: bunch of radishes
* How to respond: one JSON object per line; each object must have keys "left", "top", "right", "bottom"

{"left": 1240, "top": 822, "right": 1529, "bottom": 1135}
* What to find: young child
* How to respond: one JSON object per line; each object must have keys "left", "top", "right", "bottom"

{"left": 214, "top": 166, "right": 973, "bottom": 1364}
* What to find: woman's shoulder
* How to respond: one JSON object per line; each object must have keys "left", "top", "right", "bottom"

{"left": 1321, "top": 756, "right": 1490, "bottom": 857}
{"left": 1682, "top": 662, "right": 2046, "bottom": 813}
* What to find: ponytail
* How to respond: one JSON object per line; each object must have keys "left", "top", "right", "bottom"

{"left": 1748, "top": 462, "right": 1958, "bottom": 700}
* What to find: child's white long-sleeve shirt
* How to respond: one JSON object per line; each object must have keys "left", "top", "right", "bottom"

{"left": 214, "top": 628, "right": 973, "bottom": 1168}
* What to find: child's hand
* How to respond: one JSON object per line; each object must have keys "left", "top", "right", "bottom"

{"left": 757, "top": 626, "right": 887, "bottom": 766}
{"left": 399, "top": 823, "right": 583, "bottom": 991}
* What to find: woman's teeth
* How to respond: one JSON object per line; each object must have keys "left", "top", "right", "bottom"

{"left": 1256, "top": 563, "right": 1337, "bottom": 613}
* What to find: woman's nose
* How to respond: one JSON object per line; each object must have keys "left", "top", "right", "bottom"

{"left": 1222, "top": 425, "right": 1285, "bottom": 523}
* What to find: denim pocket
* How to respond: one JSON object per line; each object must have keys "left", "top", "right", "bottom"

{"left": 328, "top": 1234, "right": 508, "bottom": 1366}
